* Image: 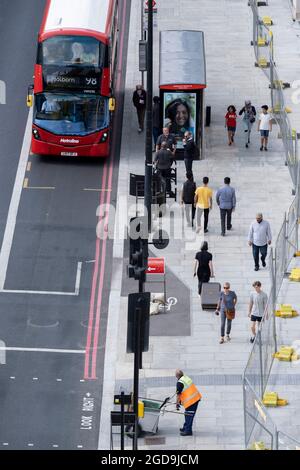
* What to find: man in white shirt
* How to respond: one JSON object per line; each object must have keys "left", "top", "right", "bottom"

{"left": 248, "top": 281, "right": 268, "bottom": 343}
{"left": 257, "top": 105, "right": 272, "bottom": 151}
{"left": 248, "top": 213, "right": 272, "bottom": 271}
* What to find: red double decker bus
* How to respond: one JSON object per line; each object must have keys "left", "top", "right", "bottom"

{"left": 29, "top": 0, "right": 119, "bottom": 157}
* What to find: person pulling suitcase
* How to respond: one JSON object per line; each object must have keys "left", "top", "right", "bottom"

{"left": 193, "top": 241, "right": 214, "bottom": 296}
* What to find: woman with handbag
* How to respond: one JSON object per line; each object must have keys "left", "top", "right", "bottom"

{"left": 239, "top": 100, "right": 256, "bottom": 148}
{"left": 215, "top": 282, "right": 237, "bottom": 344}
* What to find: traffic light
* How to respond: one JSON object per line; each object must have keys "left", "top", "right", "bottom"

{"left": 128, "top": 217, "right": 149, "bottom": 282}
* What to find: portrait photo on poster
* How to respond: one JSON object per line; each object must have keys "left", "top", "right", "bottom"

{"left": 163, "top": 92, "right": 196, "bottom": 149}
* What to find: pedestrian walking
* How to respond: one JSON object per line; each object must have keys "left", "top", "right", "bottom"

{"left": 182, "top": 131, "right": 198, "bottom": 173}
{"left": 152, "top": 96, "right": 161, "bottom": 150}
{"left": 175, "top": 369, "right": 202, "bottom": 436}
{"left": 194, "top": 177, "right": 213, "bottom": 233}
{"left": 239, "top": 100, "right": 256, "bottom": 148}
{"left": 132, "top": 84, "right": 147, "bottom": 133}
{"left": 225, "top": 105, "right": 237, "bottom": 145}
{"left": 181, "top": 171, "right": 196, "bottom": 227}
{"left": 248, "top": 213, "right": 272, "bottom": 271}
{"left": 248, "top": 281, "right": 268, "bottom": 343}
{"left": 193, "top": 241, "right": 214, "bottom": 295}
{"left": 216, "top": 177, "right": 236, "bottom": 236}
{"left": 257, "top": 105, "right": 272, "bottom": 151}
{"left": 215, "top": 282, "right": 237, "bottom": 344}
{"left": 156, "top": 127, "right": 177, "bottom": 155}
{"left": 154, "top": 141, "right": 174, "bottom": 194}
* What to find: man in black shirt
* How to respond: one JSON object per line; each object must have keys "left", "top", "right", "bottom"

{"left": 156, "top": 127, "right": 177, "bottom": 155}
{"left": 181, "top": 171, "right": 196, "bottom": 227}
{"left": 154, "top": 141, "right": 174, "bottom": 193}
{"left": 132, "top": 84, "right": 147, "bottom": 132}
{"left": 183, "top": 131, "right": 197, "bottom": 173}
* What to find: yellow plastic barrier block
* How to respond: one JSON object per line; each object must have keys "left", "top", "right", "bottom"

{"left": 257, "top": 37, "right": 267, "bottom": 46}
{"left": 263, "top": 392, "right": 288, "bottom": 407}
{"left": 250, "top": 441, "right": 269, "bottom": 450}
{"left": 277, "top": 398, "right": 288, "bottom": 406}
{"left": 275, "top": 304, "right": 299, "bottom": 318}
{"left": 262, "top": 16, "right": 273, "bottom": 26}
{"left": 263, "top": 392, "right": 278, "bottom": 406}
{"left": 273, "top": 346, "right": 299, "bottom": 361}
{"left": 289, "top": 268, "right": 300, "bottom": 281}
{"left": 257, "top": 57, "right": 269, "bottom": 68}
{"left": 272, "top": 104, "right": 281, "bottom": 113}
{"left": 285, "top": 106, "right": 292, "bottom": 113}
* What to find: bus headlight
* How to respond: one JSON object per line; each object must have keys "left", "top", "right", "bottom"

{"left": 100, "top": 132, "right": 108, "bottom": 143}
{"left": 32, "top": 128, "right": 41, "bottom": 140}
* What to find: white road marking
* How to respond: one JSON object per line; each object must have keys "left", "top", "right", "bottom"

{"left": 0, "top": 110, "right": 32, "bottom": 290}
{"left": 10, "top": 376, "right": 15, "bottom": 380}
{"left": 0, "top": 262, "right": 83, "bottom": 296}
{"left": 52, "top": 444, "right": 59, "bottom": 448}
{"left": 0, "top": 347, "right": 85, "bottom": 354}
{"left": 77, "top": 445, "right": 83, "bottom": 448}
{"left": 2, "top": 443, "right": 9, "bottom": 446}
{"left": 75, "top": 262, "right": 82, "bottom": 295}
{"left": 33, "top": 377, "right": 39, "bottom": 381}
{"left": 80, "top": 379, "right": 85, "bottom": 382}
{"left": 28, "top": 443, "right": 34, "bottom": 447}
{"left": 56, "top": 378, "right": 62, "bottom": 382}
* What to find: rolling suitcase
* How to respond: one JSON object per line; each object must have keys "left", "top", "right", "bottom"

{"left": 201, "top": 282, "right": 221, "bottom": 310}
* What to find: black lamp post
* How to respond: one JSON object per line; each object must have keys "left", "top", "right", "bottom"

{"left": 144, "top": 0, "right": 153, "bottom": 234}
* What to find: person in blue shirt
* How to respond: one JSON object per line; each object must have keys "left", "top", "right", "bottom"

{"left": 216, "top": 177, "right": 236, "bottom": 236}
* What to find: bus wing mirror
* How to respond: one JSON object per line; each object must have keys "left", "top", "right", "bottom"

{"left": 27, "top": 85, "right": 34, "bottom": 108}
{"left": 109, "top": 97, "right": 116, "bottom": 112}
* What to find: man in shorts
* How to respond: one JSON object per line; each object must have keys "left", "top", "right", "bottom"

{"left": 257, "top": 105, "right": 272, "bottom": 151}
{"left": 248, "top": 281, "right": 268, "bottom": 343}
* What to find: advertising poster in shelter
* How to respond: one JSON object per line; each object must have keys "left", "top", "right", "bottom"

{"left": 163, "top": 92, "right": 197, "bottom": 149}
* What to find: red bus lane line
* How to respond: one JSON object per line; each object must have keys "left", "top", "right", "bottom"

{"left": 90, "top": 0, "right": 128, "bottom": 379}
{"left": 90, "top": 155, "right": 114, "bottom": 379}
{"left": 84, "top": 162, "right": 108, "bottom": 379}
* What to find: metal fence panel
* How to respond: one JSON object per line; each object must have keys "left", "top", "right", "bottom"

{"left": 260, "top": 288, "right": 276, "bottom": 391}
{"left": 244, "top": 377, "right": 277, "bottom": 450}
{"left": 286, "top": 197, "right": 299, "bottom": 267}
{"left": 244, "top": 1, "right": 300, "bottom": 450}
{"left": 244, "top": 334, "right": 263, "bottom": 399}
{"left": 274, "top": 216, "right": 287, "bottom": 297}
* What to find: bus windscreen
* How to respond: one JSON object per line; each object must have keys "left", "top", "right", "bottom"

{"left": 39, "top": 35, "right": 107, "bottom": 67}
{"left": 34, "top": 93, "right": 109, "bottom": 136}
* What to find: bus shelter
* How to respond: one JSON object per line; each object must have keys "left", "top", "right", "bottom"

{"left": 159, "top": 30, "right": 206, "bottom": 158}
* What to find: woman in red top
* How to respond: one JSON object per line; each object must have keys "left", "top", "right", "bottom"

{"left": 225, "top": 105, "right": 237, "bottom": 146}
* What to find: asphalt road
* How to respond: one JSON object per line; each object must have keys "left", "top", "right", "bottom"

{"left": 0, "top": 0, "right": 130, "bottom": 449}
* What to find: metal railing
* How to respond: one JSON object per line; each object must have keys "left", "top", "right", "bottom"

{"left": 243, "top": 190, "right": 300, "bottom": 449}
{"left": 249, "top": 0, "right": 299, "bottom": 191}
{"left": 244, "top": 4, "right": 300, "bottom": 446}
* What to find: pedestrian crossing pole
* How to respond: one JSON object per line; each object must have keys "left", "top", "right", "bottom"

{"left": 144, "top": 0, "right": 153, "bottom": 234}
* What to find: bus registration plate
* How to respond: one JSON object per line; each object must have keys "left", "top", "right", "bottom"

{"left": 61, "top": 152, "right": 78, "bottom": 157}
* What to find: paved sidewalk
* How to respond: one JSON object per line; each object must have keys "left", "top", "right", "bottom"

{"left": 99, "top": 0, "right": 297, "bottom": 450}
